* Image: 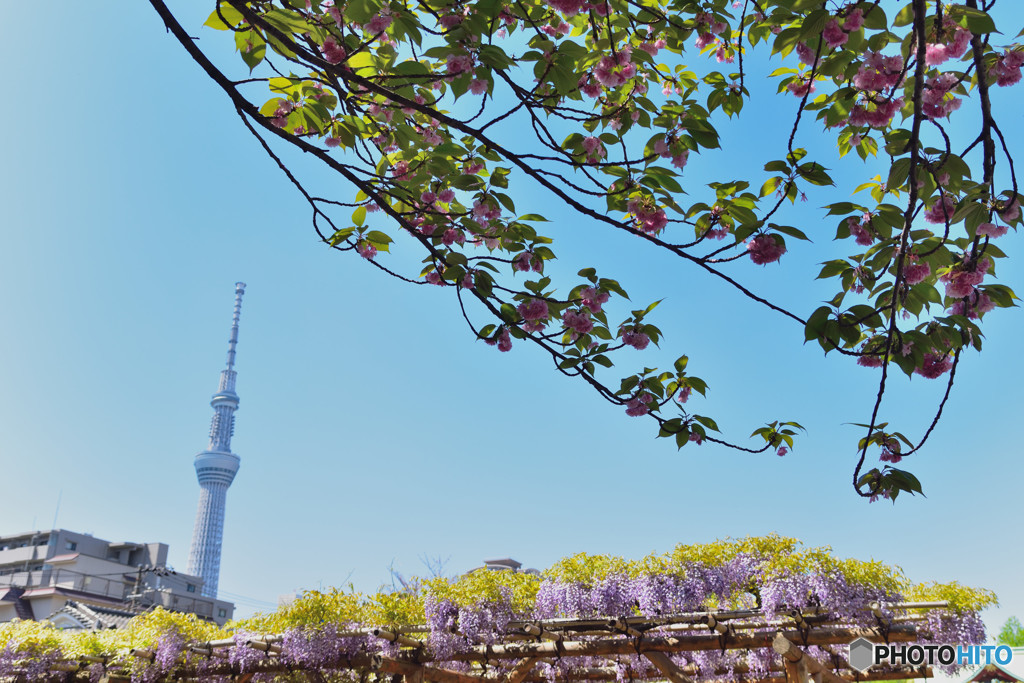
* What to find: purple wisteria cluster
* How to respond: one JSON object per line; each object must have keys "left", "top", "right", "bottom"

{"left": 0, "top": 644, "right": 62, "bottom": 680}
{"left": 280, "top": 624, "right": 367, "bottom": 669}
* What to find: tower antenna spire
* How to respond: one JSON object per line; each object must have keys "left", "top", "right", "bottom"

{"left": 187, "top": 282, "right": 246, "bottom": 598}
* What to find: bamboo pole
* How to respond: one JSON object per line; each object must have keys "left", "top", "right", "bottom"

{"left": 702, "top": 614, "right": 729, "bottom": 636}
{"left": 443, "top": 625, "right": 918, "bottom": 663}
{"left": 375, "top": 627, "right": 427, "bottom": 649}
{"left": 608, "top": 618, "right": 643, "bottom": 638}
{"left": 524, "top": 624, "right": 564, "bottom": 642}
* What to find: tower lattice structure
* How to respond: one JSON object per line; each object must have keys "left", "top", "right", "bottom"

{"left": 187, "top": 282, "right": 246, "bottom": 599}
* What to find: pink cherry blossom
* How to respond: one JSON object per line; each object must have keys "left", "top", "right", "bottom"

{"left": 853, "top": 52, "right": 904, "bottom": 91}
{"left": 445, "top": 54, "right": 475, "bottom": 75}
{"left": 921, "top": 73, "right": 962, "bottom": 119}
{"left": 776, "top": 446, "right": 788, "bottom": 457}
{"left": 367, "top": 12, "right": 392, "bottom": 34}
{"left": 514, "top": 251, "right": 543, "bottom": 273}
{"left": 848, "top": 97, "right": 903, "bottom": 128}
{"left": 625, "top": 393, "right": 652, "bottom": 416}
{"left": 822, "top": 19, "right": 848, "bottom": 48}
{"left": 517, "top": 298, "right": 549, "bottom": 322}
{"left": 320, "top": 36, "right": 347, "bottom": 64}
{"left": 924, "top": 195, "right": 955, "bottom": 224}
{"left": 562, "top": 309, "right": 594, "bottom": 336}
{"left": 689, "top": 431, "right": 703, "bottom": 445}
{"left": 847, "top": 217, "right": 874, "bottom": 246}
{"left": 548, "top": 0, "right": 585, "bottom": 16}
{"left": 357, "top": 242, "right": 377, "bottom": 259}
{"left": 622, "top": 330, "right": 650, "bottom": 350}
{"left": 627, "top": 197, "right": 668, "bottom": 234}
{"left": 746, "top": 234, "right": 786, "bottom": 265}
{"left": 857, "top": 353, "right": 884, "bottom": 368}
{"left": 582, "top": 136, "right": 606, "bottom": 164}
{"left": 990, "top": 49, "right": 1024, "bottom": 87}
{"left": 925, "top": 22, "right": 972, "bottom": 65}
{"left": 579, "top": 76, "right": 603, "bottom": 98}
{"left": 497, "top": 327, "right": 512, "bottom": 352}
{"left": 903, "top": 260, "right": 931, "bottom": 285}
{"left": 843, "top": 9, "right": 864, "bottom": 31}
{"left": 787, "top": 79, "right": 815, "bottom": 97}
{"left": 941, "top": 257, "right": 989, "bottom": 298}
{"left": 948, "top": 290, "right": 995, "bottom": 319}
{"left": 977, "top": 222, "right": 1009, "bottom": 238}
{"left": 795, "top": 42, "right": 816, "bottom": 65}
{"left": 580, "top": 287, "right": 610, "bottom": 312}
{"left": 677, "top": 386, "right": 692, "bottom": 403}
{"left": 915, "top": 353, "right": 952, "bottom": 379}
{"left": 999, "top": 199, "right": 1020, "bottom": 222}
{"left": 879, "top": 440, "right": 902, "bottom": 463}
{"left": 442, "top": 228, "right": 466, "bottom": 246}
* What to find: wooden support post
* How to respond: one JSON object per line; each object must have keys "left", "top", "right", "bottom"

{"left": 378, "top": 656, "right": 494, "bottom": 683}
{"left": 406, "top": 664, "right": 425, "bottom": 683}
{"left": 505, "top": 658, "right": 540, "bottom": 683}
{"left": 772, "top": 634, "right": 847, "bottom": 683}
{"left": 783, "top": 659, "right": 808, "bottom": 683}
{"left": 643, "top": 651, "right": 695, "bottom": 683}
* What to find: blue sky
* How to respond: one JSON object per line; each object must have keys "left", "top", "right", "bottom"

{"left": 0, "top": 0, "right": 1021, "bottom": 637}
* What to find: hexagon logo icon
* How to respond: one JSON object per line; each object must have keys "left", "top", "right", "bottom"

{"left": 849, "top": 637, "right": 876, "bottom": 673}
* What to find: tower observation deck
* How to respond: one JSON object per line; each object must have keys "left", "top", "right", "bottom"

{"left": 186, "top": 282, "right": 246, "bottom": 599}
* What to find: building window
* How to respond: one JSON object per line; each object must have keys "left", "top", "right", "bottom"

{"left": 186, "top": 584, "right": 196, "bottom": 593}
{"left": 218, "top": 609, "right": 227, "bottom": 618}
{"left": 65, "top": 541, "right": 77, "bottom": 551}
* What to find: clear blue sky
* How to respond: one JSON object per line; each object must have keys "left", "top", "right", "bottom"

{"left": 0, "top": 0, "right": 1020, "bottom": 637}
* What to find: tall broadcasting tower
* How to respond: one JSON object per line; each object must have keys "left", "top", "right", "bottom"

{"left": 187, "top": 282, "right": 246, "bottom": 598}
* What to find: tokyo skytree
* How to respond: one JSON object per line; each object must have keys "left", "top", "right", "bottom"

{"left": 187, "top": 282, "right": 246, "bottom": 598}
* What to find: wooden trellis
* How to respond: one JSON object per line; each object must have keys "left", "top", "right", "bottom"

{"left": 30, "top": 602, "right": 949, "bottom": 683}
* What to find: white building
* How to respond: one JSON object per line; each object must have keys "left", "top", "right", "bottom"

{"left": 0, "top": 529, "right": 234, "bottom": 627}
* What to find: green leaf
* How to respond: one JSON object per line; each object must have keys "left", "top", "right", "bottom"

{"left": 205, "top": 4, "right": 244, "bottom": 30}
{"left": 885, "top": 158, "right": 910, "bottom": 191}
{"left": 957, "top": 6, "right": 997, "bottom": 35}
{"left": 352, "top": 206, "right": 367, "bottom": 227}
{"left": 893, "top": 5, "right": 914, "bottom": 27}
{"left": 366, "top": 230, "right": 393, "bottom": 245}
{"left": 236, "top": 30, "right": 267, "bottom": 72}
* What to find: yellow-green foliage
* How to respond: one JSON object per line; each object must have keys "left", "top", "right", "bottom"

{"left": 545, "top": 552, "right": 635, "bottom": 583}
{"left": 233, "top": 587, "right": 369, "bottom": 633}
{"left": 0, "top": 619, "right": 65, "bottom": 654}
{"left": 120, "top": 608, "right": 226, "bottom": 649}
{"left": 540, "top": 535, "right": 908, "bottom": 597}
{"left": 905, "top": 581, "right": 999, "bottom": 614}
{"left": 425, "top": 567, "right": 541, "bottom": 613}
{"left": 0, "top": 608, "right": 225, "bottom": 663}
